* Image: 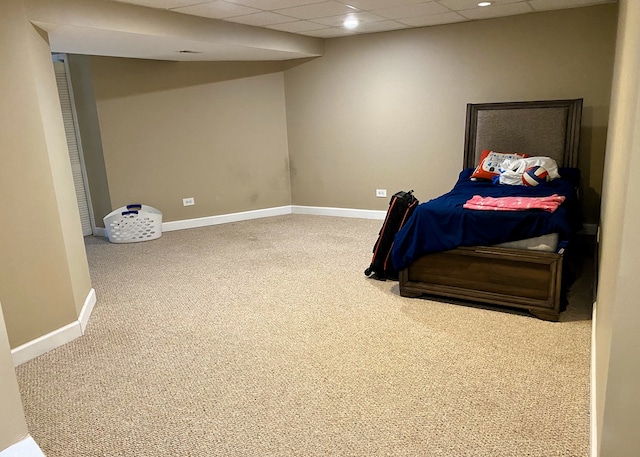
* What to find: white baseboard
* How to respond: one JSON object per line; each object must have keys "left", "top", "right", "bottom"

{"left": 0, "top": 436, "right": 46, "bottom": 457}
{"left": 11, "top": 288, "right": 96, "bottom": 366}
{"left": 79, "top": 288, "right": 97, "bottom": 333}
{"left": 96, "top": 205, "right": 387, "bottom": 239}
{"left": 291, "top": 205, "right": 387, "bottom": 220}
{"left": 156, "top": 205, "right": 387, "bottom": 234}
{"left": 162, "top": 206, "right": 292, "bottom": 232}
{"left": 93, "top": 226, "right": 106, "bottom": 238}
{"left": 11, "top": 322, "right": 81, "bottom": 366}
{"left": 591, "top": 302, "right": 598, "bottom": 457}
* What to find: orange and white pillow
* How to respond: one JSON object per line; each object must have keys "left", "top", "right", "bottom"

{"left": 470, "top": 150, "right": 529, "bottom": 181}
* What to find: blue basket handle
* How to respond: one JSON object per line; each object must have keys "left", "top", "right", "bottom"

{"left": 127, "top": 204, "right": 142, "bottom": 211}
{"left": 121, "top": 210, "right": 139, "bottom": 216}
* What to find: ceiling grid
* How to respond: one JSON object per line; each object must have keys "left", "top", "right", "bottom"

{"left": 110, "top": 0, "right": 617, "bottom": 38}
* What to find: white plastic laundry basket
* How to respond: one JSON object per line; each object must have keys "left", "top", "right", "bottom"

{"left": 103, "top": 204, "right": 162, "bottom": 243}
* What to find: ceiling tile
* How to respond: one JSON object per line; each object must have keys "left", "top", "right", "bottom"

{"left": 276, "top": 1, "right": 356, "bottom": 19}
{"left": 373, "top": 2, "right": 451, "bottom": 20}
{"left": 225, "top": 11, "right": 298, "bottom": 25}
{"left": 311, "top": 11, "right": 386, "bottom": 27}
{"left": 529, "top": 0, "right": 617, "bottom": 11}
{"left": 336, "top": 0, "right": 431, "bottom": 10}
{"left": 398, "top": 11, "right": 468, "bottom": 26}
{"left": 170, "top": 1, "right": 261, "bottom": 18}
{"left": 165, "top": 0, "right": 207, "bottom": 8}
{"left": 266, "top": 20, "right": 328, "bottom": 32}
{"left": 113, "top": 0, "right": 169, "bottom": 8}
{"left": 353, "top": 20, "right": 409, "bottom": 33}
{"left": 458, "top": 2, "right": 533, "bottom": 19}
{"left": 225, "top": 0, "right": 326, "bottom": 10}
{"left": 438, "top": 0, "right": 523, "bottom": 11}
{"left": 302, "top": 27, "right": 357, "bottom": 37}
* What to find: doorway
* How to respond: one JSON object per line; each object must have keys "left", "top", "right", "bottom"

{"left": 53, "top": 54, "right": 95, "bottom": 236}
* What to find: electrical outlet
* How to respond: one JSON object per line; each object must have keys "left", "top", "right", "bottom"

{"left": 376, "top": 189, "right": 387, "bottom": 198}
{"left": 182, "top": 197, "right": 195, "bottom": 206}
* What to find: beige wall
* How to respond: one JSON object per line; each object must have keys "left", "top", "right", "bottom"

{"left": 84, "top": 5, "right": 617, "bottom": 225}
{"left": 595, "top": 0, "right": 640, "bottom": 455}
{"left": 284, "top": 4, "right": 617, "bottom": 225}
{"left": 0, "top": 0, "right": 92, "bottom": 347}
{"left": 90, "top": 58, "right": 291, "bottom": 222}
{"left": 0, "top": 302, "right": 28, "bottom": 452}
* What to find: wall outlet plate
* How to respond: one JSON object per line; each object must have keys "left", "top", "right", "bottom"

{"left": 182, "top": 197, "right": 195, "bottom": 206}
{"left": 376, "top": 189, "right": 387, "bottom": 198}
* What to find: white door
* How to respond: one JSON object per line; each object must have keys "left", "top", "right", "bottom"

{"left": 53, "top": 56, "right": 95, "bottom": 236}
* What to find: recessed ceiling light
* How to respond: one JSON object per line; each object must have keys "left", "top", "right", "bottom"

{"left": 478, "top": 1, "right": 493, "bottom": 6}
{"left": 343, "top": 14, "right": 359, "bottom": 29}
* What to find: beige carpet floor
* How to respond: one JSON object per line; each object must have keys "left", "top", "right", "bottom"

{"left": 16, "top": 215, "right": 593, "bottom": 456}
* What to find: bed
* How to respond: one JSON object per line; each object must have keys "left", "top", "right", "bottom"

{"left": 394, "top": 99, "right": 583, "bottom": 321}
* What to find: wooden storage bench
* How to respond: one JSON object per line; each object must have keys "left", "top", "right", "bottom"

{"left": 399, "top": 246, "right": 563, "bottom": 321}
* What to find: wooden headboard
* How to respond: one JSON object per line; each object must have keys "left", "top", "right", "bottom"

{"left": 463, "top": 99, "right": 583, "bottom": 170}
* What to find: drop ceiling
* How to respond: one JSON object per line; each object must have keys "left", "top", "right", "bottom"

{"left": 108, "top": 0, "right": 617, "bottom": 38}
{"left": 30, "top": 0, "right": 616, "bottom": 61}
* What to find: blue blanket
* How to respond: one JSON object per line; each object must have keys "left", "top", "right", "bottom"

{"left": 391, "top": 168, "right": 581, "bottom": 271}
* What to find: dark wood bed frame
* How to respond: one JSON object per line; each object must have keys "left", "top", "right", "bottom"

{"left": 399, "top": 99, "right": 583, "bottom": 321}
